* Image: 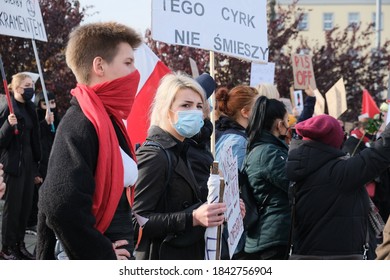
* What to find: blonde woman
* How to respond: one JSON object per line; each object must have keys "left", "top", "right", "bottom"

{"left": 0, "top": 73, "right": 41, "bottom": 260}
{"left": 133, "top": 73, "right": 226, "bottom": 260}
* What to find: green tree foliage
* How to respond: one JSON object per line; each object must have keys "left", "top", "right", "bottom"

{"left": 0, "top": 0, "right": 85, "bottom": 116}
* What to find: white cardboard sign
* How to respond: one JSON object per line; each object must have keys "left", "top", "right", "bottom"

{"left": 0, "top": 0, "right": 47, "bottom": 42}
{"left": 152, "top": 0, "right": 268, "bottom": 62}
{"left": 250, "top": 62, "right": 275, "bottom": 86}
{"left": 219, "top": 143, "right": 244, "bottom": 259}
{"left": 325, "top": 78, "right": 347, "bottom": 119}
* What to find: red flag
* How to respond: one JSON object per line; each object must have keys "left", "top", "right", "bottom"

{"left": 362, "top": 89, "right": 380, "bottom": 118}
{"left": 126, "top": 44, "right": 171, "bottom": 147}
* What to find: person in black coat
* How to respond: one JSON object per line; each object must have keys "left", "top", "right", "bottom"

{"left": 27, "top": 92, "right": 59, "bottom": 231}
{"left": 0, "top": 73, "right": 41, "bottom": 260}
{"left": 186, "top": 118, "right": 214, "bottom": 202}
{"left": 133, "top": 73, "right": 226, "bottom": 260}
{"left": 36, "top": 22, "right": 142, "bottom": 260}
{"left": 287, "top": 114, "right": 390, "bottom": 259}
{"left": 186, "top": 73, "right": 216, "bottom": 202}
{"left": 34, "top": 92, "right": 59, "bottom": 180}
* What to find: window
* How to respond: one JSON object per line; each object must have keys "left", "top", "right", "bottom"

{"left": 348, "top": 12, "right": 360, "bottom": 29}
{"left": 323, "top": 13, "right": 334, "bottom": 30}
{"left": 298, "top": 13, "right": 309, "bottom": 31}
{"left": 274, "top": 13, "right": 285, "bottom": 31}
{"left": 372, "top": 12, "right": 384, "bottom": 30}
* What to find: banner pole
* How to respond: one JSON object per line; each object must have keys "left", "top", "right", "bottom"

{"left": 31, "top": 39, "right": 55, "bottom": 132}
{"left": 0, "top": 54, "right": 19, "bottom": 134}
{"left": 215, "top": 177, "right": 225, "bottom": 260}
{"left": 209, "top": 51, "right": 216, "bottom": 157}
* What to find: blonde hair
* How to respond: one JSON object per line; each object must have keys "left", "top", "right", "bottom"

{"left": 255, "top": 83, "right": 280, "bottom": 99}
{"left": 65, "top": 22, "right": 142, "bottom": 84}
{"left": 150, "top": 73, "right": 206, "bottom": 128}
{"left": 8, "top": 73, "right": 32, "bottom": 93}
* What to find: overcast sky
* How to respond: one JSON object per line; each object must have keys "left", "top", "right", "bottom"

{"left": 79, "top": 0, "right": 151, "bottom": 34}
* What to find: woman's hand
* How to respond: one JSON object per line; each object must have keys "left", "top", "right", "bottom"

{"left": 112, "top": 239, "right": 131, "bottom": 260}
{"left": 305, "top": 85, "right": 319, "bottom": 97}
{"left": 34, "top": 176, "right": 43, "bottom": 185}
{"left": 45, "top": 109, "right": 54, "bottom": 125}
{"left": 7, "top": 113, "right": 17, "bottom": 127}
{"left": 0, "top": 164, "right": 5, "bottom": 199}
{"left": 192, "top": 202, "right": 226, "bottom": 227}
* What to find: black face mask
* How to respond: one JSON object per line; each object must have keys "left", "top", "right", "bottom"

{"left": 279, "top": 134, "right": 287, "bottom": 141}
{"left": 22, "top": 88, "right": 34, "bottom": 101}
{"left": 278, "top": 122, "right": 290, "bottom": 141}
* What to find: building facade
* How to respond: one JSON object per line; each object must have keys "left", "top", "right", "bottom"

{"left": 277, "top": 0, "right": 390, "bottom": 48}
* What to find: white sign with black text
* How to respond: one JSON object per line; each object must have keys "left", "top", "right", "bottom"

{"left": 152, "top": 0, "right": 268, "bottom": 62}
{"left": 0, "top": 0, "right": 47, "bottom": 41}
{"left": 219, "top": 143, "right": 244, "bottom": 259}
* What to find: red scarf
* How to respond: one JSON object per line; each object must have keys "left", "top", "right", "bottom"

{"left": 71, "top": 70, "right": 140, "bottom": 233}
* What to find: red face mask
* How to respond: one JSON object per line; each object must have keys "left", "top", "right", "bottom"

{"left": 92, "top": 70, "right": 141, "bottom": 120}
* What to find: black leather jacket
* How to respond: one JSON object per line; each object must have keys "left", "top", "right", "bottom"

{"left": 133, "top": 125, "right": 204, "bottom": 260}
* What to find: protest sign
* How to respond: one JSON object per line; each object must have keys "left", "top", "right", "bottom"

{"left": 189, "top": 57, "right": 199, "bottom": 78}
{"left": 314, "top": 89, "right": 325, "bottom": 115}
{"left": 0, "top": 0, "right": 47, "bottom": 41}
{"left": 219, "top": 143, "right": 244, "bottom": 259}
{"left": 291, "top": 54, "right": 316, "bottom": 90}
{"left": 152, "top": 0, "right": 268, "bottom": 62}
{"left": 290, "top": 87, "right": 304, "bottom": 115}
{"left": 325, "top": 78, "right": 347, "bottom": 119}
{"left": 250, "top": 62, "right": 275, "bottom": 86}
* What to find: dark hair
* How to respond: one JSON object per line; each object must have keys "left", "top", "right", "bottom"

{"left": 246, "top": 96, "right": 287, "bottom": 151}
{"left": 34, "top": 92, "right": 55, "bottom": 107}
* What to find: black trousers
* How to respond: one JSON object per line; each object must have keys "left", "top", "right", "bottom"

{"left": 1, "top": 151, "right": 34, "bottom": 247}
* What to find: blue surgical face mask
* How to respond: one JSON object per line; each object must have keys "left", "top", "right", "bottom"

{"left": 22, "top": 87, "right": 34, "bottom": 101}
{"left": 172, "top": 110, "right": 204, "bottom": 138}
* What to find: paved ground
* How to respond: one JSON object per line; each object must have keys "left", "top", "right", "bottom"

{"left": 0, "top": 199, "right": 37, "bottom": 257}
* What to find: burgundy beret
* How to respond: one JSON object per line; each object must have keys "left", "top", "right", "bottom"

{"left": 295, "top": 115, "right": 344, "bottom": 149}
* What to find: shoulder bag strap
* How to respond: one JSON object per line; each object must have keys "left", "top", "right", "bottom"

{"left": 286, "top": 181, "right": 297, "bottom": 259}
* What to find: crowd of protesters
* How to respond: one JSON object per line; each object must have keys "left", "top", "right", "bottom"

{"left": 1, "top": 21, "right": 390, "bottom": 261}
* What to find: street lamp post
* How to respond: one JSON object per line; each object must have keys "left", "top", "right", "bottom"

{"left": 376, "top": 0, "right": 382, "bottom": 50}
